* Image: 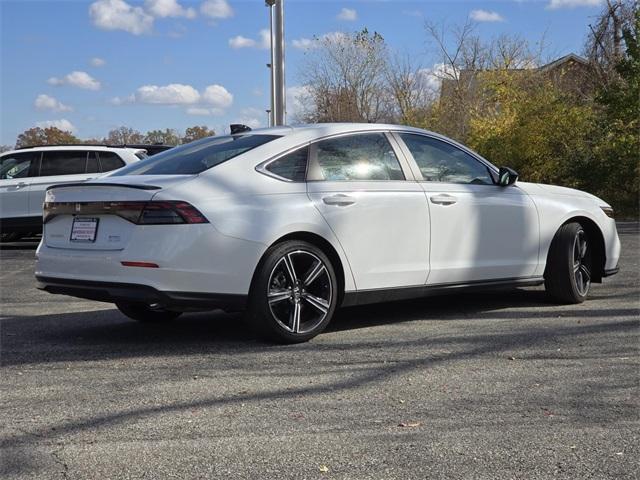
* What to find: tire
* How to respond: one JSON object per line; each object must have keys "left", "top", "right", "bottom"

{"left": 544, "top": 222, "right": 592, "bottom": 304}
{"left": 246, "top": 240, "right": 339, "bottom": 343}
{"left": 0, "top": 232, "right": 23, "bottom": 242}
{"left": 116, "top": 302, "right": 182, "bottom": 323}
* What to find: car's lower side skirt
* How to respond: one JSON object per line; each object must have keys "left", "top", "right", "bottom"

{"left": 341, "top": 276, "right": 546, "bottom": 307}
{"left": 35, "top": 276, "right": 247, "bottom": 312}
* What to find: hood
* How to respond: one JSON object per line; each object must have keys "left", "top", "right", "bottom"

{"left": 517, "top": 182, "right": 610, "bottom": 206}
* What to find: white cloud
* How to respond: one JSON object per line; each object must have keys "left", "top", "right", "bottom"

{"left": 114, "top": 83, "right": 233, "bottom": 114}
{"left": 291, "top": 32, "right": 348, "bottom": 51}
{"left": 337, "top": 8, "right": 357, "bottom": 21}
{"left": 200, "top": 0, "right": 233, "bottom": 19}
{"left": 145, "top": 0, "right": 196, "bottom": 19}
{"left": 90, "top": 57, "right": 106, "bottom": 67}
{"left": 229, "top": 35, "right": 256, "bottom": 49}
{"left": 202, "top": 84, "right": 233, "bottom": 108}
{"left": 186, "top": 107, "right": 224, "bottom": 116}
{"left": 258, "top": 29, "right": 271, "bottom": 49}
{"left": 34, "top": 94, "right": 72, "bottom": 112}
{"left": 470, "top": 9, "right": 505, "bottom": 22}
{"left": 36, "top": 119, "right": 76, "bottom": 132}
{"left": 286, "top": 85, "right": 312, "bottom": 119}
{"left": 229, "top": 30, "right": 270, "bottom": 50}
{"left": 135, "top": 83, "right": 201, "bottom": 104}
{"left": 547, "top": 0, "right": 602, "bottom": 9}
{"left": 89, "top": 0, "right": 154, "bottom": 35}
{"left": 48, "top": 71, "right": 101, "bottom": 91}
{"left": 292, "top": 37, "right": 314, "bottom": 50}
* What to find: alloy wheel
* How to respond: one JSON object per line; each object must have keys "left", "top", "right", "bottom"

{"left": 573, "top": 229, "right": 590, "bottom": 296}
{"left": 267, "top": 250, "right": 333, "bottom": 334}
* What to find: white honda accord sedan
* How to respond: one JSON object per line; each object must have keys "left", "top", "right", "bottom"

{"left": 35, "top": 123, "right": 620, "bottom": 342}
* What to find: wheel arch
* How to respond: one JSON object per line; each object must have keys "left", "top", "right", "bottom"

{"left": 252, "top": 231, "right": 349, "bottom": 305}
{"left": 545, "top": 216, "right": 606, "bottom": 283}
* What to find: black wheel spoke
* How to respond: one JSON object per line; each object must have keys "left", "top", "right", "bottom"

{"left": 302, "top": 293, "right": 329, "bottom": 314}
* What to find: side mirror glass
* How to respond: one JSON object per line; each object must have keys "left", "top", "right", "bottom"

{"left": 497, "top": 167, "right": 519, "bottom": 187}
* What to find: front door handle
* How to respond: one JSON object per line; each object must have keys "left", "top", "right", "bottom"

{"left": 430, "top": 194, "right": 457, "bottom": 206}
{"left": 322, "top": 194, "right": 356, "bottom": 206}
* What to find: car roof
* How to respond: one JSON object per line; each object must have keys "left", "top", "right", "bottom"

{"left": 247, "top": 122, "right": 434, "bottom": 137}
{"left": 1, "top": 145, "right": 145, "bottom": 156}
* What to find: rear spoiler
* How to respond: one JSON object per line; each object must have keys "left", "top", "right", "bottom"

{"left": 46, "top": 182, "right": 161, "bottom": 191}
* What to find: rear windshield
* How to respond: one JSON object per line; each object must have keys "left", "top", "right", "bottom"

{"left": 109, "top": 134, "right": 280, "bottom": 176}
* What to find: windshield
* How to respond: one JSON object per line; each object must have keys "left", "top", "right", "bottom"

{"left": 110, "top": 134, "right": 280, "bottom": 176}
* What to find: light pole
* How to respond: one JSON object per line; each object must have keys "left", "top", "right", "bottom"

{"left": 265, "top": 0, "right": 286, "bottom": 126}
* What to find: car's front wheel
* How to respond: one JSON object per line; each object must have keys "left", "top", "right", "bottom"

{"left": 116, "top": 302, "right": 182, "bottom": 323}
{"left": 545, "top": 222, "right": 592, "bottom": 303}
{"left": 247, "top": 240, "right": 338, "bottom": 343}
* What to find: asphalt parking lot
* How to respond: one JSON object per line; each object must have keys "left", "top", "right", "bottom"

{"left": 1, "top": 225, "right": 638, "bottom": 479}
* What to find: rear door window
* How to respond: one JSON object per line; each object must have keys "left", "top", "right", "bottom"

{"left": 0, "top": 152, "right": 39, "bottom": 179}
{"left": 86, "top": 152, "right": 99, "bottom": 173}
{"left": 98, "top": 152, "right": 125, "bottom": 172}
{"left": 308, "top": 133, "right": 405, "bottom": 181}
{"left": 40, "top": 151, "right": 89, "bottom": 176}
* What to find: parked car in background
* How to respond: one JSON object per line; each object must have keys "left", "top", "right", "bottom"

{"left": 0, "top": 145, "right": 145, "bottom": 241}
{"left": 35, "top": 124, "right": 620, "bottom": 343}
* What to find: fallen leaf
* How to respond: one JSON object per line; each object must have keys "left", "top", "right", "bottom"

{"left": 508, "top": 356, "right": 516, "bottom": 361}
{"left": 398, "top": 422, "right": 421, "bottom": 428}
{"left": 319, "top": 465, "right": 329, "bottom": 472}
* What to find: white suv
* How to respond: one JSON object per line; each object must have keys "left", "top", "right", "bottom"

{"left": 0, "top": 145, "right": 145, "bottom": 241}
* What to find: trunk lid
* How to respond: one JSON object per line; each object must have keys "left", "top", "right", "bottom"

{"left": 43, "top": 175, "right": 195, "bottom": 250}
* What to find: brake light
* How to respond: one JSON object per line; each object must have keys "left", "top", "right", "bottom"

{"left": 43, "top": 201, "right": 208, "bottom": 225}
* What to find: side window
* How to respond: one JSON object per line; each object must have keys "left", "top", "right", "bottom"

{"left": 399, "top": 134, "right": 493, "bottom": 185}
{"left": 0, "top": 152, "right": 38, "bottom": 180}
{"left": 309, "top": 133, "right": 405, "bottom": 181}
{"left": 86, "top": 152, "right": 99, "bottom": 174}
{"left": 265, "top": 146, "right": 308, "bottom": 181}
{"left": 99, "top": 151, "right": 125, "bottom": 172}
{"left": 40, "top": 151, "right": 88, "bottom": 176}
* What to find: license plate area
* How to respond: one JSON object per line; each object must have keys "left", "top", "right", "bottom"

{"left": 70, "top": 217, "right": 99, "bottom": 243}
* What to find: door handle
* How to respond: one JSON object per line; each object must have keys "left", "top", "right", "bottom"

{"left": 322, "top": 194, "right": 356, "bottom": 206}
{"left": 430, "top": 194, "right": 457, "bottom": 206}
{"left": 14, "top": 182, "right": 28, "bottom": 190}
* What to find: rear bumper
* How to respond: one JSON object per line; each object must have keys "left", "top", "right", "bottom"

{"left": 36, "top": 275, "right": 247, "bottom": 312}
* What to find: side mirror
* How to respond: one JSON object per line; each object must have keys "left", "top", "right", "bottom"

{"left": 496, "top": 167, "right": 519, "bottom": 187}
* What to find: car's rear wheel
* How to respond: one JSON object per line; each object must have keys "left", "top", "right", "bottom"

{"left": 247, "top": 240, "right": 338, "bottom": 343}
{"left": 545, "top": 222, "right": 592, "bottom": 304}
{"left": 116, "top": 302, "right": 182, "bottom": 323}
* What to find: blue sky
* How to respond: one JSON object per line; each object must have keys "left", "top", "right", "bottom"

{"left": 0, "top": 0, "right": 605, "bottom": 145}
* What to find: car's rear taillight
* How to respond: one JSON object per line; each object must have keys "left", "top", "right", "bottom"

{"left": 43, "top": 201, "right": 208, "bottom": 225}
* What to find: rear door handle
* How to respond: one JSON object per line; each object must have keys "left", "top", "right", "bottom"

{"left": 13, "top": 182, "right": 28, "bottom": 190}
{"left": 430, "top": 194, "right": 457, "bottom": 206}
{"left": 322, "top": 194, "right": 356, "bottom": 206}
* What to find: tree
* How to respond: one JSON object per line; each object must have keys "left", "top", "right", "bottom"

{"left": 182, "top": 126, "right": 214, "bottom": 144}
{"left": 144, "top": 128, "right": 181, "bottom": 146}
{"left": 585, "top": 0, "right": 636, "bottom": 87}
{"left": 299, "top": 29, "right": 393, "bottom": 123}
{"left": 590, "top": 7, "right": 639, "bottom": 217}
{"left": 15, "top": 127, "right": 80, "bottom": 148}
{"left": 105, "top": 126, "right": 144, "bottom": 145}
{"left": 0, "top": 145, "right": 12, "bottom": 153}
